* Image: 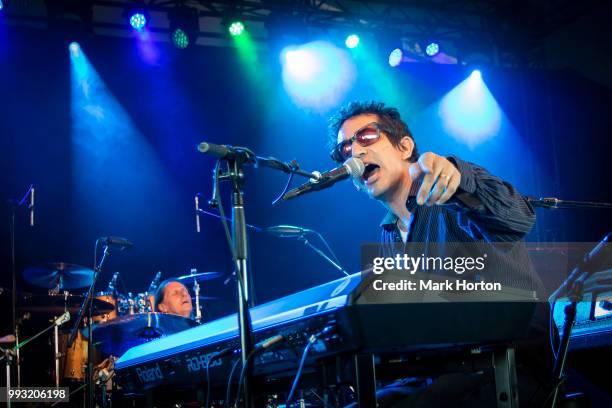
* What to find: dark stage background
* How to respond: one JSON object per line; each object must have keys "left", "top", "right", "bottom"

{"left": 1, "top": 25, "right": 611, "bottom": 326}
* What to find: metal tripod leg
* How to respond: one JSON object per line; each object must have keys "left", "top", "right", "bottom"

{"left": 354, "top": 354, "right": 377, "bottom": 407}
{"left": 493, "top": 347, "right": 519, "bottom": 408}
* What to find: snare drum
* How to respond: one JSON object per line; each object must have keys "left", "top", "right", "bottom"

{"left": 92, "top": 292, "right": 117, "bottom": 324}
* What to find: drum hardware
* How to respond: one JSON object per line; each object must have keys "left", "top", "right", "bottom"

{"left": 3, "top": 311, "right": 70, "bottom": 396}
{"left": 146, "top": 271, "right": 163, "bottom": 312}
{"left": 65, "top": 237, "right": 131, "bottom": 408}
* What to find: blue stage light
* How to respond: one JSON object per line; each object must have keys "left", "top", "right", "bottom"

{"left": 69, "top": 42, "right": 80, "bottom": 56}
{"left": 439, "top": 69, "right": 501, "bottom": 148}
{"left": 425, "top": 42, "right": 440, "bottom": 57}
{"left": 129, "top": 13, "right": 147, "bottom": 30}
{"left": 388, "top": 48, "right": 403, "bottom": 67}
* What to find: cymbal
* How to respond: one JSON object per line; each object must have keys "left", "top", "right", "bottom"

{"left": 23, "top": 263, "right": 94, "bottom": 290}
{"left": 175, "top": 271, "right": 223, "bottom": 282}
{"left": 191, "top": 295, "right": 219, "bottom": 301}
{"left": 19, "top": 293, "right": 115, "bottom": 317}
{"left": 90, "top": 312, "right": 198, "bottom": 357}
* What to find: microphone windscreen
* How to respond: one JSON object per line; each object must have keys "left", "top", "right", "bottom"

{"left": 345, "top": 157, "right": 365, "bottom": 178}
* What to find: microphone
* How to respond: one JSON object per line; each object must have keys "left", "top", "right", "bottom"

{"left": 282, "top": 158, "right": 364, "bottom": 201}
{"left": 101, "top": 236, "right": 134, "bottom": 250}
{"left": 197, "top": 142, "right": 252, "bottom": 162}
{"left": 29, "top": 186, "right": 35, "bottom": 227}
{"left": 107, "top": 272, "right": 119, "bottom": 293}
{"left": 580, "top": 233, "right": 611, "bottom": 273}
{"left": 195, "top": 194, "right": 201, "bottom": 233}
{"left": 266, "top": 225, "right": 313, "bottom": 238}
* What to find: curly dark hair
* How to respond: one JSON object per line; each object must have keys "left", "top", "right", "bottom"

{"left": 327, "top": 101, "right": 418, "bottom": 163}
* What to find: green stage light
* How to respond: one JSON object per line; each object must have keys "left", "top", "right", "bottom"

{"left": 172, "top": 28, "right": 189, "bottom": 49}
{"left": 229, "top": 21, "right": 245, "bottom": 36}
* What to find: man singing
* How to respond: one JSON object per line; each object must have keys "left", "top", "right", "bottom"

{"left": 329, "top": 100, "right": 543, "bottom": 289}
{"left": 328, "top": 101, "right": 548, "bottom": 406}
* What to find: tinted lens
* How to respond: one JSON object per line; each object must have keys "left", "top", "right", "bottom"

{"left": 355, "top": 126, "right": 380, "bottom": 145}
{"left": 333, "top": 125, "right": 382, "bottom": 161}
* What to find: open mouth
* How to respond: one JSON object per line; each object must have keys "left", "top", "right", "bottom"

{"left": 362, "top": 163, "right": 380, "bottom": 182}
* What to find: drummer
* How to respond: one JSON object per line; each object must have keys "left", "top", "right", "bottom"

{"left": 153, "top": 279, "right": 193, "bottom": 319}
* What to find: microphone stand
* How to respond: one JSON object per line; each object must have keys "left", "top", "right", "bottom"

{"left": 297, "top": 234, "right": 350, "bottom": 276}
{"left": 195, "top": 209, "right": 350, "bottom": 276}
{"left": 526, "top": 196, "right": 612, "bottom": 209}
{"left": 66, "top": 241, "right": 111, "bottom": 408}
{"left": 6, "top": 185, "right": 34, "bottom": 389}
{"left": 199, "top": 144, "right": 317, "bottom": 408}
{"left": 548, "top": 233, "right": 611, "bottom": 407}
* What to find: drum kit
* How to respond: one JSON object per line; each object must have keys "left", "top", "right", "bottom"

{"left": 13, "top": 262, "right": 222, "bottom": 388}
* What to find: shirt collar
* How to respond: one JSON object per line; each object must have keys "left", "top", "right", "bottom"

{"left": 379, "top": 182, "right": 421, "bottom": 230}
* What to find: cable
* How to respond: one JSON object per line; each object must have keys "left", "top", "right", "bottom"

{"left": 233, "top": 350, "right": 257, "bottom": 407}
{"left": 313, "top": 231, "right": 343, "bottom": 267}
{"left": 215, "top": 160, "right": 235, "bottom": 260}
{"left": 205, "top": 352, "right": 215, "bottom": 408}
{"left": 286, "top": 336, "right": 317, "bottom": 406}
{"left": 549, "top": 300, "right": 559, "bottom": 360}
{"left": 225, "top": 358, "right": 241, "bottom": 408}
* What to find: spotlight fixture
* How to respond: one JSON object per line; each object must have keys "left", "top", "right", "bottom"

{"left": 123, "top": 1, "right": 149, "bottom": 31}
{"left": 69, "top": 42, "right": 80, "bottom": 56}
{"left": 168, "top": 5, "right": 199, "bottom": 49}
{"left": 345, "top": 34, "right": 360, "bottom": 49}
{"left": 228, "top": 20, "right": 245, "bottom": 37}
{"left": 425, "top": 42, "right": 440, "bottom": 57}
{"left": 129, "top": 12, "right": 147, "bottom": 30}
{"left": 388, "top": 48, "right": 403, "bottom": 67}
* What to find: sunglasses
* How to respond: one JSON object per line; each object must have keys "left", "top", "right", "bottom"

{"left": 331, "top": 122, "right": 388, "bottom": 162}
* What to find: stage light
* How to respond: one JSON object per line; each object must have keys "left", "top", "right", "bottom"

{"left": 281, "top": 41, "right": 356, "bottom": 109}
{"left": 129, "top": 12, "right": 147, "bottom": 30}
{"left": 168, "top": 5, "right": 199, "bottom": 49}
{"left": 283, "top": 49, "right": 319, "bottom": 80}
{"left": 172, "top": 28, "right": 190, "bottom": 49}
{"left": 388, "top": 48, "right": 403, "bottom": 67}
{"left": 439, "top": 69, "right": 501, "bottom": 148}
{"left": 228, "top": 21, "right": 245, "bottom": 36}
{"left": 425, "top": 42, "right": 440, "bottom": 57}
{"left": 345, "top": 34, "right": 360, "bottom": 49}
{"left": 69, "top": 42, "right": 80, "bottom": 56}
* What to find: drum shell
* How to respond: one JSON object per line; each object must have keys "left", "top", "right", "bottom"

{"left": 58, "top": 331, "right": 87, "bottom": 382}
{"left": 92, "top": 292, "right": 117, "bottom": 323}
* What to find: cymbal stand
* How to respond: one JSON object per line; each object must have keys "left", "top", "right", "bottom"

{"left": 189, "top": 269, "right": 203, "bottom": 323}
{"left": 66, "top": 241, "right": 111, "bottom": 408}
